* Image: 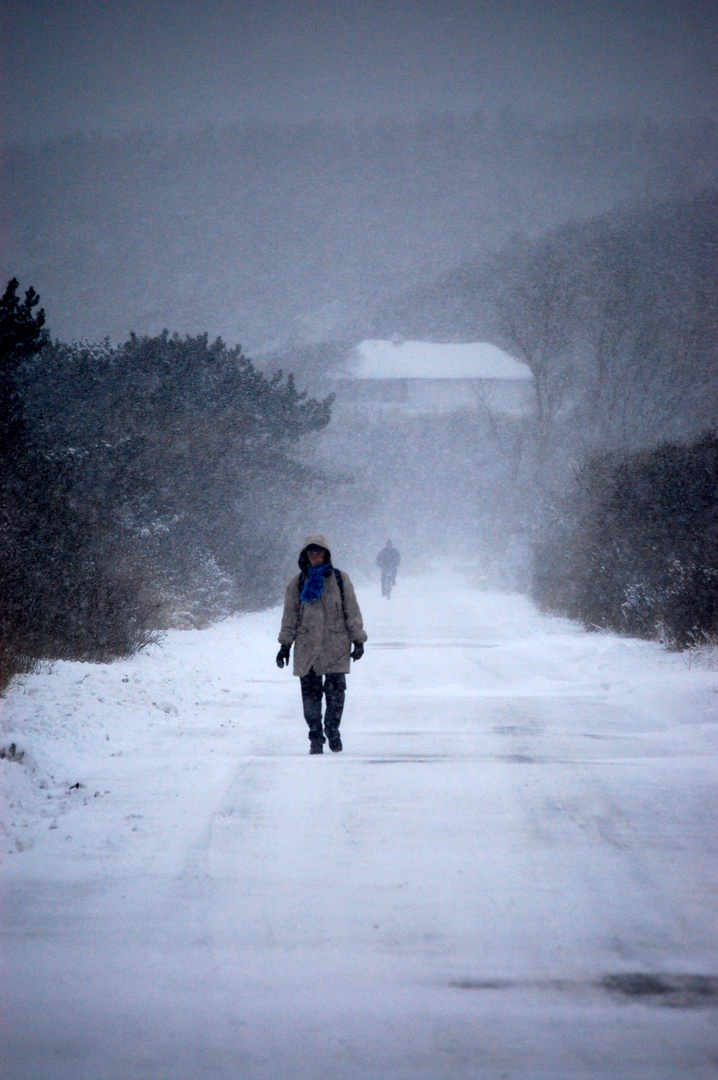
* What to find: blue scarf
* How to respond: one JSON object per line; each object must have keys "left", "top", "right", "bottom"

{"left": 301, "top": 563, "right": 332, "bottom": 603}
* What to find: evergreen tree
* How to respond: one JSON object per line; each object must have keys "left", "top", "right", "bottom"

{"left": 0, "top": 284, "right": 334, "bottom": 690}
{"left": 0, "top": 277, "right": 49, "bottom": 453}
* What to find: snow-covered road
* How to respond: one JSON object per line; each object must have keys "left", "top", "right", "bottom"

{"left": 2, "top": 571, "right": 718, "bottom": 1079}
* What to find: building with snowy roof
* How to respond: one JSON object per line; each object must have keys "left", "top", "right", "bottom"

{"left": 332, "top": 339, "right": 533, "bottom": 416}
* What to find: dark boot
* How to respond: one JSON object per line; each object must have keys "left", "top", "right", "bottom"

{"left": 327, "top": 733, "right": 343, "bottom": 753}
{"left": 308, "top": 724, "right": 325, "bottom": 753}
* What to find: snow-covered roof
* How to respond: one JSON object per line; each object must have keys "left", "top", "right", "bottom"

{"left": 345, "top": 339, "right": 532, "bottom": 381}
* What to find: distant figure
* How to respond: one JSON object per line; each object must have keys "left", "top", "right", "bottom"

{"left": 276, "top": 534, "right": 367, "bottom": 755}
{"left": 376, "top": 540, "right": 401, "bottom": 599}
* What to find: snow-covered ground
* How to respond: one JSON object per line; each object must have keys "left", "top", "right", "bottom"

{"left": 2, "top": 570, "right": 718, "bottom": 1079}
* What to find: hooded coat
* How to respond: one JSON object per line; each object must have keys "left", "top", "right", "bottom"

{"left": 278, "top": 534, "right": 367, "bottom": 677}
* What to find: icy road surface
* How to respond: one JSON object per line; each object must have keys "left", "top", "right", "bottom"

{"left": 1, "top": 571, "right": 718, "bottom": 1079}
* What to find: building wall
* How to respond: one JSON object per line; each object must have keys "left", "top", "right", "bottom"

{"left": 335, "top": 377, "right": 534, "bottom": 416}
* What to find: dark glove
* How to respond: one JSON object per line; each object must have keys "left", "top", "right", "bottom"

{"left": 276, "top": 644, "right": 291, "bottom": 668}
{"left": 350, "top": 642, "right": 364, "bottom": 662}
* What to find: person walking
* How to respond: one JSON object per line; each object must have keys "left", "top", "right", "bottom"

{"left": 276, "top": 534, "right": 367, "bottom": 754}
{"left": 376, "top": 539, "right": 401, "bottom": 599}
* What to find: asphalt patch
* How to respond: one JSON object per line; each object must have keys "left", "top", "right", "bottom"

{"left": 449, "top": 974, "right": 718, "bottom": 1008}
{"left": 600, "top": 973, "right": 718, "bottom": 1007}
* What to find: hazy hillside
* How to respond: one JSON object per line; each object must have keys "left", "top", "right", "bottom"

{"left": 3, "top": 115, "right": 717, "bottom": 353}
{"left": 383, "top": 184, "right": 718, "bottom": 346}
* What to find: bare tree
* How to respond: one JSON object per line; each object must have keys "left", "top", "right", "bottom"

{"left": 488, "top": 236, "right": 579, "bottom": 463}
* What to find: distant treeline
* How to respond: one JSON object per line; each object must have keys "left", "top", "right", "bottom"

{"left": 0, "top": 279, "right": 332, "bottom": 690}
{"left": 3, "top": 114, "right": 716, "bottom": 351}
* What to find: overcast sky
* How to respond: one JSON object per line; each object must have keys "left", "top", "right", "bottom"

{"left": 3, "top": 0, "right": 718, "bottom": 141}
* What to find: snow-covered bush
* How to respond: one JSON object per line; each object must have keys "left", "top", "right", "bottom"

{"left": 532, "top": 432, "right": 718, "bottom": 648}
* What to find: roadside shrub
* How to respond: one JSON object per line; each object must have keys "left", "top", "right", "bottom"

{"left": 532, "top": 432, "right": 718, "bottom": 647}
{"left": 0, "top": 283, "right": 333, "bottom": 691}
